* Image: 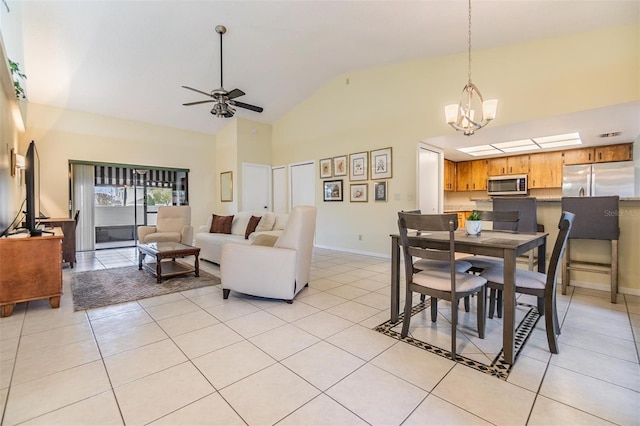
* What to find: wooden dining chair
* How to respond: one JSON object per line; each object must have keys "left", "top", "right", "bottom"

{"left": 397, "top": 212, "right": 487, "bottom": 360}
{"left": 457, "top": 210, "right": 520, "bottom": 317}
{"left": 479, "top": 211, "right": 575, "bottom": 354}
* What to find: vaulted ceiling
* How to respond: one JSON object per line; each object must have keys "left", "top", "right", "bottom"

{"left": 11, "top": 1, "right": 640, "bottom": 158}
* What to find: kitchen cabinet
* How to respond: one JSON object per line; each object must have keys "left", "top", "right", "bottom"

{"left": 529, "top": 152, "right": 563, "bottom": 188}
{"left": 595, "top": 143, "right": 632, "bottom": 163}
{"left": 489, "top": 155, "right": 529, "bottom": 176}
{"left": 562, "top": 143, "right": 632, "bottom": 165}
{"left": 563, "top": 147, "right": 595, "bottom": 165}
{"left": 456, "top": 160, "right": 487, "bottom": 191}
{"left": 444, "top": 159, "right": 456, "bottom": 191}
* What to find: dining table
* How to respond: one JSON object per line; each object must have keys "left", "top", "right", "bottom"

{"left": 390, "top": 228, "right": 548, "bottom": 364}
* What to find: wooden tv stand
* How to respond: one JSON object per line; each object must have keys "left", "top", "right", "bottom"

{"left": 0, "top": 228, "right": 63, "bottom": 317}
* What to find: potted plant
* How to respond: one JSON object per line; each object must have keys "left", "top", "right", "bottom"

{"left": 8, "top": 59, "right": 27, "bottom": 99}
{"left": 465, "top": 211, "right": 482, "bottom": 236}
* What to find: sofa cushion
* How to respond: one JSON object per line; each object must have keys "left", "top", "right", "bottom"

{"left": 143, "top": 232, "right": 181, "bottom": 243}
{"left": 245, "top": 215, "right": 262, "bottom": 239}
{"left": 274, "top": 214, "right": 289, "bottom": 231}
{"left": 251, "top": 234, "right": 279, "bottom": 247}
{"left": 210, "top": 214, "right": 233, "bottom": 234}
{"left": 255, "top": 212, "right": 276, "bottom": 232}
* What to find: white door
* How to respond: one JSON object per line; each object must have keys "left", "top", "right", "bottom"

{"left": 290, "top": 161, "right": 315, "bottom": 208}
{"left": 418, "top": 144, "right": 443, "bottom": 214}
{"left": 242, "top": 163, "right": 271, "bottom": 212}
{"left": 272, "top": 166, "right": 287, "bottom": 213}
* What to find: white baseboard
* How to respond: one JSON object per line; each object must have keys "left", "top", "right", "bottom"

{"left": 313, "top": 244, "right": 390, "bottom": 259}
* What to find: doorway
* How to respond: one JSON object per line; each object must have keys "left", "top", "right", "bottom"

{"left": 418, "top": 144, "right": 443, "bottom": 214}
{"left": 71, "top": 162, "right": 189, "bottom": 251}
{"left": 242, "top": 163, "right": 271, "bottom": 212}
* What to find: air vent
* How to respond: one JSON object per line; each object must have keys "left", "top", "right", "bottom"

{"left": 599, "top": 132, "right": 621, "bottom": 138}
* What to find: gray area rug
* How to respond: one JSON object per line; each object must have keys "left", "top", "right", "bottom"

{"left": 71, "top": 265, "right": 220, "bottom": 311}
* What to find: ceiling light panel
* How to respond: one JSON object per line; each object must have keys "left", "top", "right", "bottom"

{"left": 534, "top": 139, "right": 582, "bottom": 148}
{"left": 500, "top": 145, "right": 541, "bottom": 153}
{"left": 492, "top": 139, "right": 535, "bottom": 149}
{"left": 533, "top": 132, "right": 580, "bottom": 144}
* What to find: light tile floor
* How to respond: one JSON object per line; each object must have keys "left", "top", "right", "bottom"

{"left": 1, "top": 247, "right": 638, "bottom": 425}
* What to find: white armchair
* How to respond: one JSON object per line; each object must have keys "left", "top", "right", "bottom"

{"left": 220, "top": 206, "right": 317, "bottom": 303}
{"left": 137, "top": 206, "right": 193, "bottom": 245}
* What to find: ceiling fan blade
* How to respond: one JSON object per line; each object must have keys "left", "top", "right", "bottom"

{"left": 183, "top": 100, "right": 216, "bottom": 106}
{"left": 233, "top": 101, "right": 264, "bottom": 113}
{"left": 182, "top": 86, "right": 213, "bottom": 97}
{"left": 227, "top": 88, "right": 245, "bottom": 99}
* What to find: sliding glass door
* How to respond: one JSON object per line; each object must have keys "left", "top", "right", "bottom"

{"left": 70, "top": 162, "right": 189, "bottom": 251}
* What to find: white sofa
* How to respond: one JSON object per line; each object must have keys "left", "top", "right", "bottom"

{"left": 194, "top": 211, "right": 288, "bottom": 264}
{"left": 221, "top": 206, "right": 317, "bottom": 303}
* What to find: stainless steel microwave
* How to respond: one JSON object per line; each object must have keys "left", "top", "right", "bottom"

{"left": 487, "top": 175, "right": 528, "bottom": 196}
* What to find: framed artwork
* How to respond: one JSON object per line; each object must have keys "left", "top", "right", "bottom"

{"left": 350, "top": 183, "right": 368, "bottom": 202}
{"left": 349, "top": 152, "right": 368, "bottom": 181}
{"left": 220, "top": 171, "right": 233, "bottom": 202}
{"left": 319, "top": 158, "right": 332, "bottom": 178}
{"left": 333, "top": 155, "right": 347, "bottom": 177}
{"left": 370, "top": 147, "right": 392, "bottom": 179}
{"left": 323, "top": 180, "right": 343, "bottom": 202}
{"left": 374, "top": 181, "right": 387, "bottom": 202}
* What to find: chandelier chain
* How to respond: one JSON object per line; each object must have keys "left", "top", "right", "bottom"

{"left": 467, "top": 0, "right": 472, "bottom": 84}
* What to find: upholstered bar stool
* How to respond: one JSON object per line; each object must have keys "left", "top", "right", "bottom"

{"left": 561, "top": 196, "right": 620, "bottom": 303}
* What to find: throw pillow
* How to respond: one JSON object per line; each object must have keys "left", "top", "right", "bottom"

{"left": 255, "top": 212, "right": 276, "bottom": 232}
{"left": 244, "top": 215, "right": 262, "bottom": 239}
{"left": 251, "top": 234, "right": 279, "bottom": 247}
{"left": 273, "top": 214, "right": 288, "bottom": 230}
{"left": 209, "top": 214, "right": 234, "bottom": 234}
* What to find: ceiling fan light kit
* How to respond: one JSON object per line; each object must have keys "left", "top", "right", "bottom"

{"left": 445, "top": 0, "right": 497, "bottom": 136}
{"left": 182, "top": 25, "right": 263, "bottom": 118}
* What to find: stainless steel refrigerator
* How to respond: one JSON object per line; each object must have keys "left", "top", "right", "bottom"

{"left": 562, "top": 161, "right": 635, "bottom": 197}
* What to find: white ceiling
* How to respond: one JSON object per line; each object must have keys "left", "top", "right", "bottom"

{"left": 14, "top": 0, "right": 640, "bottom": 158}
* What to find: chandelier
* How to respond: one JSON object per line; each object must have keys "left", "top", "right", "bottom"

{"left": 445, "top": 0, "right": 498, "bottom": 136}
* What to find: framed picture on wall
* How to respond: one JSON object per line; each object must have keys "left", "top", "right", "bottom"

{"left": 350, "top": 183, "right": 368, "bottom": 202}
{"left": 370, "top": 147, "right": 392, "bottom": 179}
{"left": 323, "top": 180, "right": 343, "bottom": 202}
{"left": 220, "top": 171, "right": 233, "bottom": 202}
{"left": 319, "top": 158, "right": 332, "bottom": 178}
{"left": 374, "top": 181, "right": 387, "bottom": 202}
{"left": 333, "top": 155, "right": 347, "bottom": 177}
{"left": 349, "top": 152, "right": 368, "bottom": 181}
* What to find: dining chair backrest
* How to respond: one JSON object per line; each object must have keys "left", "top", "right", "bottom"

{"left": 545, "top": 211, "right": 575, "bottom": 297}
{"left": 397, "top": 213, "right": 458, "bottom": 291}
{"left": 476, "top": 210, "right": 519, "bottom": 231}
{"left": 493, "top": 197, "right": 537, "bottom": 233}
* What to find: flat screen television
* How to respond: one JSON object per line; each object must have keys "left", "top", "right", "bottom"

{"left": 25, "top": 141, "right": 42, "bottom": 236}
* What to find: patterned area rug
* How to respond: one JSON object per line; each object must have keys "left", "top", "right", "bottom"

{"left": 374, "top": 302, "right": 540, "bottom": 380}
{"left": 71, "top": 265, "right": 220, "bottom": 311}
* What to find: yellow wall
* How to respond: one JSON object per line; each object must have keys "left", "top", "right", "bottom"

{"left": 0, "top": 32, "right": 24, "bottom": 232}
{"left": 20, "top": 103, "right": 216, "bottom": 231}
{"left": 214, "top": 119, "right": 237, "bottom": 215}
{"left": 271, "top": 25, "right": 639, "bottom": 257}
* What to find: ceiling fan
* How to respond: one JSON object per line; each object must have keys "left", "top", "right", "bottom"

{"left": 182, "top": 25, "right": 263, "bottom": 118}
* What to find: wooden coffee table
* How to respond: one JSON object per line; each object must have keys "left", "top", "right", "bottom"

{"left": 138, "top": 242, "right": 201, "bottom": 283}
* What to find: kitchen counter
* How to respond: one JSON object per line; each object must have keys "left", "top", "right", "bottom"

{"left": 470, "top": 197, "right": 640, "bottom": 203}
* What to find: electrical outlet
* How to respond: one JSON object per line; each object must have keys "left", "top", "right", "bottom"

{"left": 358, "top": 234, "right": 362, "bottom": 241}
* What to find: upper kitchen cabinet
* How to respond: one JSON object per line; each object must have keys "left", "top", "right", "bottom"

{"left": 594, "top": 143, "right": 633, "bottom": 163}
{"left": 488, "top": 155, "right": 529, "bottom": 176}
{"left": 457, "top": 159, "right": 488, "bottom": 191}
{"left": 563, "top": 147, "right": 595, "bottom": 165}
{"left": 444, "top": 159, "right": 456, "bottom": 191}
{"left": 529, "top": 152, "right": 563, "bottom": 188}
{"left": 563, "top": 143, "right": 633, "bottom": 165}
